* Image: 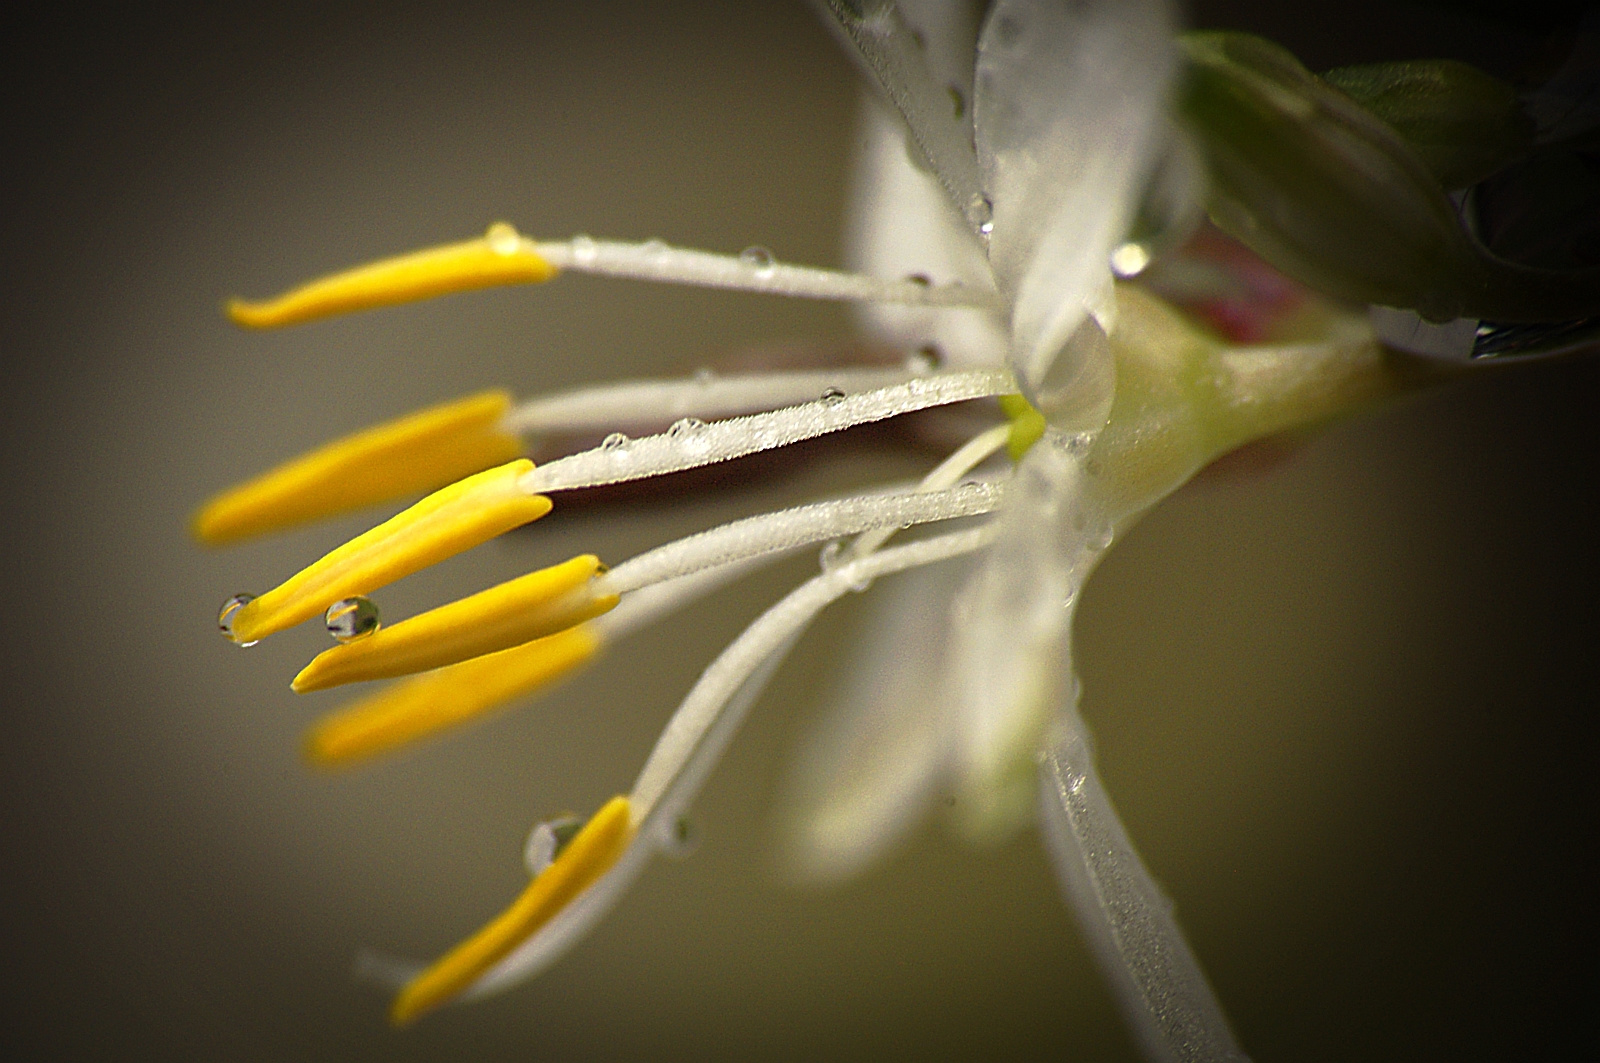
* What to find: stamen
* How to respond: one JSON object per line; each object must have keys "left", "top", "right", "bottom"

{"left": 997, "top": 394, "right": 1046, "bottom": 461}
{"left": 227, "top": 223, "right": 557, "bottom": 328}
{"left": 597, "top": 482, "right": 1004, "bottom": 597}
{"left": 292, "top": 555, "right": 616, "bottom": 692}
{"left": 845, "top": 424, "right": 1009, "bottom": 560}
{"left": 389, "top": 795, "right": 635, "bottom": 1026}
{"left": 630, "top": 524, "right": 998, "bottom": 820}
{"left": 533, "top": 237, "right": 1004, "bottom": 311}
{"left": 303, "top": 625, "right": 598, "bottom": 766}
{"left": 501, "top": 365, "right": 923, "bottom": 437}
{"left": 521, "top": 369, "right": 1013, "bottom": 494}
{"left": 226, "top": 460, "right": 550, "bottom": 645}
{"left": 193, "top": 390, "right": 523, "bottom": 545}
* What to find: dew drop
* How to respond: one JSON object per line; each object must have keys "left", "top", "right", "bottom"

{"left": 692, "top": 366, "right": 716, "bottom": 384}
{"left": 218, "top": 593, "right": 258, "bottom": 647}
{"left": 967, "top": 194, "right": 994, "bottom": 236}
{"left": 1087, "top": 525, "right": 1114, "bottom": 552}
{"left": 818, "top": 540, "right": 844, "bottom": 573}
{"left": 523, "top": 813, "right": 585, "bottom": 876}
{"left": 660, "top": 814, "right": 701, "bottom": 859}
{"left": 571, "top": 233, "right": 598, "bottom": 266}
{"left": 485, "top": 221, "right": 521, "bottom": 256}
{"left": 601, "top": 432, "right": 630, "bottom": 451}
{"left": 739, "top": 245, "right": 776, "bottom": 277}
{"left": 325, "top": 596, "right": 380, "bottom": 643}
{"left": 904, "top": 273, "right": 932, "bottom": 288}
{"left": 905, "top": 346, "right": 939, "bottom": 374}
{"left": 667, "top": 417, "right": 706, "bottom": 438}
{"left": 1109, "top": 241, "right": 1151, "bottom": 278}
{"left": 642, "top": 238, "right": 669, "bottom": 258}
{"left": 819, "top": 386, "right": 846, "bottom": 405}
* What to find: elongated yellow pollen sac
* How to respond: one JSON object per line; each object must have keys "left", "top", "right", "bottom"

{"left": 389, "top": 795, "right": 635, "bottom": 1027}
{"left": 192, "top": 390, "right": 523, "bottom": 545}
{"left": 292, "top": 555, "right": 617, "bottom": 692}
{"left": 304, "top": 625, "right": 600, "bottom": 765}
{"left": 226, "top": 460, "right": 550, "bottom": 645}
{"left": 997, "top": 394, "right": 1046, "bottom": 461}
{"left": 227, "top": 222, "right": 558, "bottom": 328}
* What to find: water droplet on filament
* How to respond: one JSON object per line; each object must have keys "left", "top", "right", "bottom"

{"left": 601, "top": 432, "right": 630, "bottom": 451}
{"left": 819, "top": 387, "right": 846, "bottom": 405}
{"left": 739, "top": 245, "right": 776, "bottom": 277}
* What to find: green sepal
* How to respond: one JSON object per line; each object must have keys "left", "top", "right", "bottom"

{"left": 1321, "top": 60, "right": 1534, "bottom": 190}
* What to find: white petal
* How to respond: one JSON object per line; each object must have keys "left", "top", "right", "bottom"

{"left": 1039, "top": 707, "right": 1249, "bottom": 1062}
{"left": 975, "top": 0, "right": 1178, "bottom": 423}
{"left": 946, "top": 439, "right": 1108, "bottom": 839}
{"left": 847, "top": 98, "right": 1010, "bottom": 369}
{"left": 780, "top": 555, "right": 975, "bottom": 884}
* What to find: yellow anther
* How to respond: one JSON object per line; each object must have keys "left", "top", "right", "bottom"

{"left": 226, "top": 460, "right": 550, "bottom": 645}
{"left": 389, "top": 795, "right": 635, "bottom": 1026}
{"left": 997, "top": 394, "right": 1046, "bottom": 461}
{"left": 192, "top": 390, "right": 523, "bottom": 545}
{"left": 292, "top": 555, "right": 617, "bottom": 692}
{"left": 303, "top": 625, "right": 600, "bottom": 766}
{"left": 227, "top": 222, "right": 558, "bottom": 328}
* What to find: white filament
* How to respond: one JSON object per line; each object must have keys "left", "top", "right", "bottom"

{"left": 596, "top": 481, "right": 1004, "bottom": 597}
{"left": 501, "top": 365, "right": 923, "bottom": 437}
{"left": 532, "top": 237, "right": 1004, "bottom": 311}
{"left": 520, "top": 369, "right": 1013, "bottom": 494}
{"left": 846, "top": 422, "right": 1009, "bottom": 561}
{"left": 629, "top": 523, "right": 998, "bottom": 819}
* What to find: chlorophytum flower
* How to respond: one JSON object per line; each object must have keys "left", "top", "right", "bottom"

{"left": 196, "top": 1, "right": 1597, "bottom": 1057}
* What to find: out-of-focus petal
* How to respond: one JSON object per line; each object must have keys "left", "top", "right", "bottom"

{"left": 975, "top": 0, "right": 1178, "bottom": 426}
{"left": 781, "top": 556, "right": 974, "bottom": 884}
{"left": 847, "top": 99, "right": 1009, "bottom": 368}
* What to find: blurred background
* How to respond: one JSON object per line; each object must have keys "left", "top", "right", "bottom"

{"left": 1, "top": 1, "right": 1595, "bottom": 1059}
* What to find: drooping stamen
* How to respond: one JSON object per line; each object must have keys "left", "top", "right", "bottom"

{"left": 521, "top": 369, "right": 1012, "bottom": 494}
{"left": 596, "top": 481, "right": 1003, "bottom": 597}
{"left": 533, "top": 237, "right": 1004, "bottom": 311}
{"left": 292, "top": 555, "right": 616, "bottom": 692}
{"left": 501, "top": 364, "right": 926, "bottom": 437}
{"left": 193, "top": 390, "right": 523, "bottom": 545}
{"left": 630, "top": 524, "right": 998, "bottom": 820}
{"left": 845, "top": 423, "right": 1009, "bottom": 561}
{"left": 226, "top": 460, "right": 550, "bottom": 645}
{"left": 304, "top": 625, "right": 599, "bottom": 766}
{"left": 227, "top": 223, "right": 558, "bottom": 328}
{"left": 389, "top": 795, "right": 635, "bottom": 1026}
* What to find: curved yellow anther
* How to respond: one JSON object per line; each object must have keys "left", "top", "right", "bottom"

{"left": 304, "top": 625, "right": 600, "bottom": 766}
{"left": 227, "top": 222, "right": 558, "bottom": 328}
{"left": 997, "top": 393, "right": 1046, "bottom": 461}
{"left": 292, "top": 555, "right": 617, "bottom": 692}
{"left": 192, "top": 390, "right": 523, "bottom": 545}
{"left": 226, "top": 460, "right": 549, "bottom": 645}
{"left": 389, "top": 795, "right": 635, "bottom": 1027}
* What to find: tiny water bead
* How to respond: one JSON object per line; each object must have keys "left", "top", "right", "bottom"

{"left": 326, "top": 596, "right": 381, "bottom": 643}
{"left": 485, "top": 221, "right": 521, "bottom": 256}
{"left": 570, "top": 234, "right": 598, "bottom": 266}
{"left": 600, "top": 432, "right": 630, "bottom": 451}
{"left": 667, "top": 417, "right": 706, "bottom": 439}
{"left": 218, "top": 593, "right": 258, "bottom": 647}
{"left": 819, "top": 387, "right": 846, "bottom": 405}
{"left": 1109, "top": 241, "right": 1152, "bottom": 278}
{"left": 523, "top": 814, "right": 586, "bottom": 876}
{"left": 905, "top": 346, "right": 940, "bottom": 374}
{"left": 904, "top": 273, "right": 932, "bottom": 287}
{"left": 642, "top": 238, "right": 669, "bottom": 259}
{"left": 739, "top": 245, "right": 776, "bottom": 277}
{"left": 967, "top": 193, "right": 995, "bottom": 236}
{"left": 692, "top": 366, "right": 717, "bottom": 384}
{"left": 659, "top": 814, "right": 700, "bottom": 860}
{"left": 818, "top": 540, "right": 844, "bottom": 573}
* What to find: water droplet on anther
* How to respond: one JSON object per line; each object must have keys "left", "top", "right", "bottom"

{"left": 740, "top": 245, "right": 776, "bottom": 277}
{"left": 668, "top": 417, "right": 706, "bottom": 438}
{"left": 660, "top": 814, "right": 700, "bottom": 859}
{"left": 601, "top": 432, "right": 630, "bottom": 451}
{"left": 819, "top": 387, "right": 846, "bottom": 405}
{"left": 485, "top": 221, "right": 521, "bottom": 256}
{"left": 325, "top": 596, "right": 380, "bottom": 643}
{"left": 524, "top": 813, "right": 585, "bottom": 876}
{"left": 218, "top": 593, "right": 258, "bottom": 646}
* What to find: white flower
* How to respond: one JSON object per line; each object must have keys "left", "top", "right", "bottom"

{"left": 199, "top": 2, "right": 1392, "bottom": 1056}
